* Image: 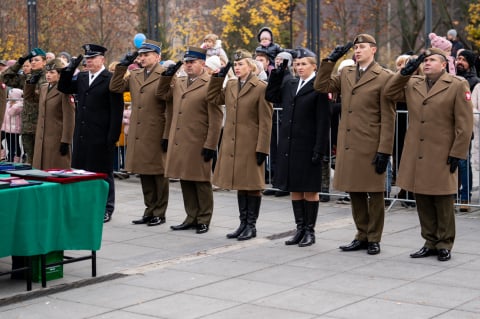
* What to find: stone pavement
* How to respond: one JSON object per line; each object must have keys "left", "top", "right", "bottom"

{"left": 1, "top": 176, "right": 480, "bottom": 318}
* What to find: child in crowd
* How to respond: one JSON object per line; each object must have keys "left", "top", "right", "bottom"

{"left": 256, "top": 26, "right": 283, "bottom": 67}
{"left": 201, "top": 34, "right": 228, "bottom": 61}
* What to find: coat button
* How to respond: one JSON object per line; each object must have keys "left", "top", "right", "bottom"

{"left": 347, "top": 129, "right": 350, "bottom": 132}
{"left": 420, "top": 138, "right": 424, "bottom": 141}
{"left": 423, "top": 101, "right": 427, "bottom": 105}
{"left": 418, "top": 156, "right": 423, "bottom": 159}
{"left": 348, "top": 110, "right": 352, "bottom": 113}
{"left": 421, "top": 120, "right": 425, "bottom": 123}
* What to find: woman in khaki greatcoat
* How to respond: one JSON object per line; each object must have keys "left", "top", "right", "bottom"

{"left": 208, "top": 49, "right": 273, "bottom": 241}
{"left": 26, "top": 59, "right": 75, "bottom": 169}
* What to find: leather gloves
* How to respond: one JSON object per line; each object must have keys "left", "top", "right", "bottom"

{"left": 201, "top": 148, "right": 216, "bottom": 162}
{"left": 326, "top": 42, "right": 354, "bottom": 62}
{"left": 256, "top": 152, "right": 267, "bottom": 166}
{"left": 65, "top": 54, "right": 83, "bottom": 73}
{"left": 119, "top": 51, "right": 139, "bottom": 67}
{"left": 59, "top": 143, "right": 69, "bottom": 156}
{"left": 18, "top": 51, "right": 34, "bottom": 66}
{"left": 214, "top": 62, "right": 232, "bottom": 78}
{"left": 311, "top": 152, "right": 322, "bottom": 165}
{"left": 162, "top": 61, "right": 183, "bottom": 76}
{"left": 372, "top": 152, "right": 390, "bottom": 174}
{"left": 447, "top": 156, "right": 460, "bottom": 173}
{"left": 400, "top": 53, "right": 425, "bottom": 76}
{"left": 26, "top": 72, "right": 42, "bottom": 84}
{"left": 161, "top": 139, "right": 168, "bottom": 152}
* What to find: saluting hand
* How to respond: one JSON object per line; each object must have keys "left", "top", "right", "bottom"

{"left": 162, "top": 61, "right": 183, "bottom": 76}
{"left": 326, "top": 42, "right": 354, "bottom": 62}
{"left": 400, "top": 53, "right": 425, "bottom": 76}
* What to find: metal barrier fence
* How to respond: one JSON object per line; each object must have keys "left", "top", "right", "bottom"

{"left": 3, "top": 96, "right": 479, "bottom": 211}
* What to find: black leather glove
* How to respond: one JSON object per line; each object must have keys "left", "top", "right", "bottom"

{"left": 400, "top": 53, "right": 425, "bottom": 76}
{"left": 256, "top": 152, "right": 267, "bottom": 166}
{"left": 311, "top": 152, "right": 322, "bottom": 165}
{"left": 119, "top": 51, "right": 139, "bottom": 67}
{"left": 372, "top": 152, "right": 390, "bottom": 174}
{"left": 270, "top": 59, "right": 289, "bottom": 78}
{"left": 26, "top": 72, "right": 42, "bottom": 84}
{"left": 59, "top": 143, "right": 69, "bottom": 156}
{"left": 326, "top": 42, "right": 354, "bottom": 62}
{"left": 214, "top": 62, "right": 232, "bottom": 78}
{"left": 18, "top": 51, "right": 34, "bottom": 66}
{"left": 161, "top": 139, "right": 168, "bottom": 152}
{"left": 447, "top": 156, "right": 460, "bottom": 173}
{"left": 162, "top": 61, "right": 183, "bottom": 76}
{"left": 65, "top": 54, "right": 83, "bottom": 72}
{"left": 201, "top": 148, "right": 216, "bottom": 162}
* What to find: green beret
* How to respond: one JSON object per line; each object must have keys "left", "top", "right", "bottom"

{"left": 31, "top": 48, "right": 46, "bottom": 57}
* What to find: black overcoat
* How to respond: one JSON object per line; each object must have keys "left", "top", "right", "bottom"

{"left": 58, "top": 69, "right": 123, "bottom": 173}
{"left": 266, "top": 74, "right": 330, "bottom": 192}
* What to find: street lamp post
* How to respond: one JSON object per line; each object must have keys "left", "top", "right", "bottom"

{"left": 147, "top": 0, "right": 159, "bottom": 41}
{"left": 27, "top": 0, "right": 38, "bottom": 51}
{"left": 306, "top": 0, "right": 321, "bottom": 59}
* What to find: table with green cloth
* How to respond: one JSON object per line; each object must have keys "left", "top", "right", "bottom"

{"left": 0, "top": 179, "right": 108, "bottom": 258}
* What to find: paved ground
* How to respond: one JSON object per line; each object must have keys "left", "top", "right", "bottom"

{"left": 1, "top": 176, "right": 480, "bottom": 318}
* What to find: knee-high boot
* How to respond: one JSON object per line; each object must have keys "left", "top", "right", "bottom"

{"left": 226, "top": 193, "right": 248, "bottom": 238}
{"left": 298, "top": 200, "right": 319, "bottom": 247}
{"left": 238, "top": 195, "right": 261, "bottom": 241}
{"left": 285, "top": 200, "right": 305, "bottom": 245}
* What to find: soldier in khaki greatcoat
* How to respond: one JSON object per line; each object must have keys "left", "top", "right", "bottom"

{"left": 208, "top": 49, "right": 273, "bottom": 241}
{"left": 314, "top": 34, "right": 395, "bottom": 255}
{"left": 156, "top": 47, "right": 223, "bottom": 234}
{"left": 110, "top": 40, "right": 170, "bottom": 227}
{"left": 384, "top": 48, "right": 473, "bottom": 262}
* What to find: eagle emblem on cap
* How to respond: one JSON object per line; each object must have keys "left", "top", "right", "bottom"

{"left": 31, "top": 50, "right": 37, "bottom": 57}
{"left": 85, "top": 44, "right": 90, "bottom": 51}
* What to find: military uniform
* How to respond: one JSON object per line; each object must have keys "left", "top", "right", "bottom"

{"left": 1, "top": 49, "right": 47, "bottom": 163}
{"left": 385, "top": 59, "right": 473, "bottom": 255}
{"left": 314, "top": 34, "right": 395, "bottom": 250}
{"left": 109, "top": 41, "right": 170, "bottom": 224}
{"left": 156, "top": 47, "right": 222, "bottom": 230}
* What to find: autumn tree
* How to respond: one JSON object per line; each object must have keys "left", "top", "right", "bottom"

{"left": 465, "top": 3, "right": 480, "bottom": 50}
{"left": 212, "top": 0, "right": 291, "bottom": 54}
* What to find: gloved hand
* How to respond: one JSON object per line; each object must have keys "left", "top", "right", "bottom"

{"left": 162, "top": 61, "right": 183, "bottom": 76}
{"left": 372, "top": 152, "right": 390, "bottom": 174}
{"left": 18, "top": 51, "right": 34, "bottom": 66}
{"left": 214, "top": 62, "right": 232, "bottom": 78}
{"left": 311, "top": 151, "right": 322, "bottom": 165}
{"left": 161, "top": 139, "right": 168, "bottom": 152}
{"left": 400, "top": 53, "right": 425, "bottom": 76}
{"left": 201, "top": 148, "right": 216, "bottom": 162}
{"left": 256, "top": 152, "right": 267, "bottom": 166}
{"left": 59, "top": 143, "right": 69, "bottom": 156}
{"left": 270, "top": 59, "right": 289, "bottom": 78}
{"left": 119, "top": 51, "right": 139, "bottom": 67}
{"left": 326, "top": 42, "right": 354, "bottom": 62}
{"left": 65, "top": 54, "right": 83, "bottom": 72}
{"left": 447, "top": 156, "right": 460, "bottom": 173}
{"left": 26, "top": 72, "right": 42, "bottom": 84}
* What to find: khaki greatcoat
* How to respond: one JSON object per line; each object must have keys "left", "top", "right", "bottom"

{"left": 156, "top": 71, "right": 223, "bottom": 181}
{"left": 384, "top": 72, "right": 473, "bottom": 195}
{"left": 314, "top": 61, "right": 395, "bottom": 192}
{"left": 109, "top": 64, "right": 168, "bottom": 175}
{"left": 207, "top": 75, "right": 273, "bottom": 190}
{"left": 27, "top": 83, "right": 75, "bottom": 169}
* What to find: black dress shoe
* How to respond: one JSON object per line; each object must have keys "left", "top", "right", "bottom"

{"left": 339, "top": 239, "right": 368, "bottom": 251}
{"left": 437, "top": 249, "right": 451, "bottom": 261}
{"left": 275, "top": 191, "right": 290, "bottom": 197}
{"left": 147, "top": 216, "right": 166, "bottom": 226}
{"left": 196, "top": 224, "right": 209, "bottom": 234}
{"left": 320, "top": 195, "right": 330, "bottom": 202}
{"left": 132, "top": 216, "right": 153, "bottom": 224}
{"left": 170, "top": 222, "right": 194, "bottom": 230}
{"left": 104, "top": 212, "right": 112, "bottom": 223}
{"left": 262, "top": 189, "right": 276, "bottom": 196}
{"left": 410, "top": 246, "right": 438, "bottom": 258}
{"left": 367, "top": 242, "right": 381, "bottom": 255}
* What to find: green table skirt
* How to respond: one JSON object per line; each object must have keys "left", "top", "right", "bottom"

{"left": 0, "top": 179, "right": 108, "bottom": 257}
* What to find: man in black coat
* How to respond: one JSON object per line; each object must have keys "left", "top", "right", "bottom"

{"left": 58, "top": 44, "right": 124, "bottom": 223}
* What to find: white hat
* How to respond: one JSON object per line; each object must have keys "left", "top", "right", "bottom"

{"left": 205, "top": 56, "right": 221, "bottom": 71}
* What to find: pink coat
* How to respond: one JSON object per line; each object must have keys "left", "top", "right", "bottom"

{"left": 2, "top": 88, "right": 23, "bottom": 134}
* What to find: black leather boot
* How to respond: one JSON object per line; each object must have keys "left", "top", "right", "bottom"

{"left": 298, "top": 200, "right": 319, "bottom": 247}
{"left": 238, "top": 195, "right": 261, "bottom": 241}
{"left": 226, "top": 193, "right": 248, "bottom": 238}
{"left": 285, "top": 200, "right": 305, "bottom": 245}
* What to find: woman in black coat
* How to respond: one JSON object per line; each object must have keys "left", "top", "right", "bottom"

{"left": 265, "top": 47, "right": 330, "bottom": 247}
